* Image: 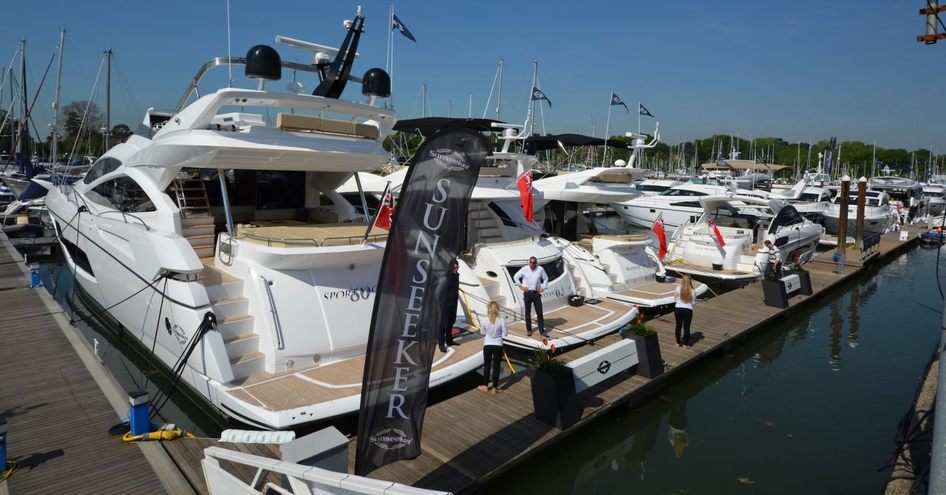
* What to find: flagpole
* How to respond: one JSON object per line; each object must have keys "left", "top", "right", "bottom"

{"left": 603, "top": 94, "right": 612, "bottom": 166}
{"left": 637, "top": 101, "right": 641, "bottom": 135}
{"left": 389, "top": 5, "right": 396, "bottom": 109}
{"left": 525, "top": 60, "right": 538, "bottom": 138}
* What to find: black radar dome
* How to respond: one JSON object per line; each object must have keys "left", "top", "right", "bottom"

{"left": 245, "top": 45, "right": 281, "bottom": 81}
{"left": 361, "top": 68, "right": 391, "bottom": 98}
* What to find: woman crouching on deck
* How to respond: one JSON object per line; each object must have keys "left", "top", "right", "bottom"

{"left": 477, "top": 301, "right": 508, "bottom": 394}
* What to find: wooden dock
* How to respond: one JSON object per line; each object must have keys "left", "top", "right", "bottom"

{"left": 0, "top": 225, "right": 927, "bottom": 494}
{"left": 0, "top": 233, "right": 192, "bottom": 495}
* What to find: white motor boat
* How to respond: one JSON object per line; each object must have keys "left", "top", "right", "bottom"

{"left": 768, "top": 178, "right": 832, "bottom": 223}
{"left": 869, "top": 176, "right": 928, "bottom": 224}
{"left": 922, "top": 183, "right": 946, "bottom": 217}
{"left": 822, "top": 189, "right": 900, "bottom": 239}
{"left": 41, "top": 12, "right": 485, "bottom": 429}
{"left": 610, "top": 178, "right": 769, "bottom": 230}
{"left": 663, "top": 195, "right": 824, "bottom": 285}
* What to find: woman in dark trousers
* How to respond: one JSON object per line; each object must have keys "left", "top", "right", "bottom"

{"left": 674, "top": 274, "right": 696, "bottom": 348}
{"left": 477, "top": 301, "right": 508, "bottom": 394}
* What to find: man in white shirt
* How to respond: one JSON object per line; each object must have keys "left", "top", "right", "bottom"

{"left": 513, "top": 256, "right": 549, "bottom": 336}
{"left": 762, "top": 238, "right": 781, "bottom": 280}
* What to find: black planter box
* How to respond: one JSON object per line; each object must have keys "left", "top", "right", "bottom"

{"left": 795, "top": 270, "right": 813, "bottom": 295}
{"left": 625, "top": 332, "right": 663, "bottom": 378}
{"left": 531, "top": 368, "right": 581, "bottom": 429}
{"left": 761, "top": 279, "right": 788, "bottom": 308}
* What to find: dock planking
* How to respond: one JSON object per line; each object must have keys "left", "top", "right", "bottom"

{"left": 0, "top": 234, "right": 179, "bottom": 494}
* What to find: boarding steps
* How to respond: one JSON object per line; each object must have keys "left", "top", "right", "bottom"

{"left": 469, "top": 202, "right": 503, "bottom": 243}
{"left": 174, "top": 172, "right": 217, "bottom": 258}
{"left": 200, "top": 261, "right": 264, "bottom": 381}
{"left": 599, "top": 261, "right": 625, "bottom": 291}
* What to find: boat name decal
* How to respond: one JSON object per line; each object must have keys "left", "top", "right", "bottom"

{"left": 323, "top": 285, "right": 377, "bottom": 302}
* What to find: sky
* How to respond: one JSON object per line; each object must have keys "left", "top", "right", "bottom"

{"left": 1, "top": 1, "right": 944, "bottom": 151}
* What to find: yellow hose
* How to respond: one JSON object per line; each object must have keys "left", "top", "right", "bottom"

{"left": 122, "top": 427, "right": 194, "bottom": 442}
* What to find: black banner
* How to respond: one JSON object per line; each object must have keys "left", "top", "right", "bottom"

{"left": 355, "top": 127, "right": 488, "bottom": 475}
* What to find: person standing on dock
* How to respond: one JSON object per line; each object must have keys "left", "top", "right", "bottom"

{"left": 514, "top": 256, "right": 549, "bottom": 337}
{"left": 674, "top": 274, "right": 696, "bottom": 348}
{"left": 439, "top": 260, "right": 461, "bottom": 353}
{"left": 477, "top": 301, "right": 508, "bottom": 394}
{"left": 762, "top": 237, "right": 781, "bottom": 280}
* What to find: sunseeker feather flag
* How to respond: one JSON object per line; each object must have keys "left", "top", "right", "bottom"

{"left": 706, "top": 217, "right": 726, "bottom": 247}
{"left": 651, "top": 213, "right": 667, "bottom": 259}
{"left": 531, "top": 87, "right": 552, "bottom": 107}
{"left": 516, "top": 170, "right": 534, "bottom": 223}
{"left": 611, "top": 92, "right": 629, "bottom": 112}
{"left": 355, "top": 127, "right": 488, "bottom": 476}
{"left": 392, "top": 14, "right": 416, "bottom": 42}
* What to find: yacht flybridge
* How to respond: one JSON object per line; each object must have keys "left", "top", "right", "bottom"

{"left": 41, "top": 9, "right": 484, "bottom": 429}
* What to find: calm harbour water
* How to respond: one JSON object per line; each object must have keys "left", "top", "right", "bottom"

{"left": 486, "top": 246, "right": 945, "bottom": 494}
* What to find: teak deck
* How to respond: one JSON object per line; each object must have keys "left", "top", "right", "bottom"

{"left": 0, "top": 225, "right": 924, "bottom": 494}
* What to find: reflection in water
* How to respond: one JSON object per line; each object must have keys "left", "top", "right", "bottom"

{"left": 668, "top": 401, "right": 688, "bottom": 459}
{"left": 848, "top": 282, "right": 860, "bottom": 348}
{"left": 829, "top": 297, "right": 843, "bottom": 369}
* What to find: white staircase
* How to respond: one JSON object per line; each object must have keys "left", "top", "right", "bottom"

{"left": 182, "top": 214, "right": 216, "bottom": 258}
{"left": 469, "top": 202, "right": 504, "bottom": 243}
{"left": 201, "top": 263, "right": 264, "bottom": 382}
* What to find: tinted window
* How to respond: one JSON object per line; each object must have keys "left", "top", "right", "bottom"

{"left": 506, "top": 257, "right": 566, "bottom": 282}
{"left": 87, "top": 176, "right": 156, "bottom": 212}
{"left": 83, "top": 157, "right": 122, "bottom": 184}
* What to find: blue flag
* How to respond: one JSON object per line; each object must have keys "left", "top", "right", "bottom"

{"left": 531, "top": 86, "right": 551, "bottom": 107}
{"left": 639, "top": 103, "right": 654, "bottom": 117}
{"left": 611, "top": 92, "right": 628, "bottom": 112}
{"left": 392, "top": 14, "right": 416, "bottom": 42}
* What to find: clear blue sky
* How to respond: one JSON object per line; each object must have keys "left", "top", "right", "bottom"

{"left": 1, "top": 1, "right": 943, "bottom": 151}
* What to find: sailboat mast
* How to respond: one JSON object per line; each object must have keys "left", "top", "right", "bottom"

{"left": 104, "top": 49, "right": 111, "bottom": 150}
{"left": 496, "top": 58, "right": 503, "bottom": 121}
{"left": 17, "top": 39, "right": 26, "bottom": 157}
{"left": 872, "top": 140, "right": 876, "bottom": 177}
{"left": 51, "top": 28, "right": 65, "bottom": 165}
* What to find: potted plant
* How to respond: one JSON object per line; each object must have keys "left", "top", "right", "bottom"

{"left": 530, "top": 341, "right": 581, "bottom": 429}
{"left": 621, "top": 310, "right": 663, "bottom": 378}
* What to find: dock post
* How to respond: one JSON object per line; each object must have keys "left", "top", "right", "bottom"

{"left": 0, "top": 416, "right": 7, "bottom": 474}
{"left": 128, "top": 390, "right": 151, "bottom": 436}
{"left": 835, "top": 175, "right": 850, "bottom": 274}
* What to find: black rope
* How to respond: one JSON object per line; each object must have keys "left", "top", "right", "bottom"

{"left": 141, "top": 277, "right": 169, "bottom": 392}
{"left": 150, "top": 312, "right": 216, "bottom": 419}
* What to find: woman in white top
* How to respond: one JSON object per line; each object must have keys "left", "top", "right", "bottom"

{"left": 477, "top": 301, "right": 508, "bottom": 394}
{"left": 674, "top": 274, "right": 696, "bottom": 348}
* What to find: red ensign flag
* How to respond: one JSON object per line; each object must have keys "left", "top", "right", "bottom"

{"left": 374, "top": 191, "right": 397, "bottom": 231}
{"left": 516, "top": 170, "right": 534, "bottom": 223}
{"left": 706, "top": 217, "right": 726, "bottom": 247}
{"left": 651, "top": 213, "right": 667, "bottom": 259}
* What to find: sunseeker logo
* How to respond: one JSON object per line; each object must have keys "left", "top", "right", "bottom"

{"left": 429, "top": 148, "right": 469, "bottom": 171}
{"left": 368, "top": 428, "right": 413, "bottom": 451}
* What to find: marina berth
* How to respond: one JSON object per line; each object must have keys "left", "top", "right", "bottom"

{"left": 39, "top": 11, "right": 484, "bottom": 429}
{"left": 822, "top": 189, "right": 900, "bottom": 238}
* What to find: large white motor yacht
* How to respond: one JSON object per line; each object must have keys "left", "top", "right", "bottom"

{"left": 40, "top": 12, "right": 484, "bottom": 429}
{"left": 822, "top": 189, "right": 900, "bottom": 239}
{"left": 663, "top": 196, "right": 824, "bottom": 285}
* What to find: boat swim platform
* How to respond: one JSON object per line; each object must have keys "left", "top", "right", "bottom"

{"left": 0, "top": 231, "right": 191, "bottom": 494}
{"left": 0, "top": 224, "right": 926, "bottom": 494}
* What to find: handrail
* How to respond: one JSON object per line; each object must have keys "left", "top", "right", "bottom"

{"left": 97, "top": 210, "right": 151, "bottom": 231}
{"left": 176, "top": 56, "right": 326, "bottom": 112}
{"left": 259, "top": 275, "right": 285, "bottom": 350}
{"left": 238, "top": 231, "right": 387, "bottom": 247}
